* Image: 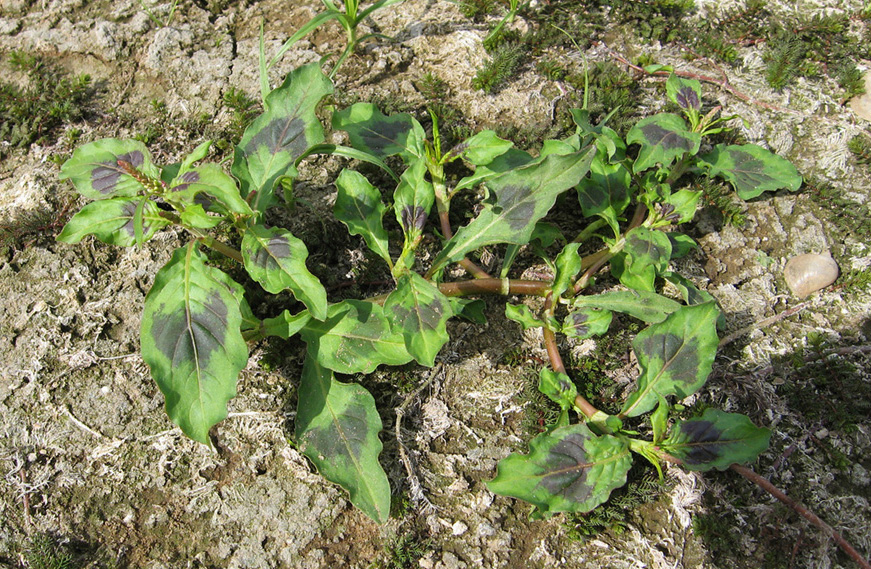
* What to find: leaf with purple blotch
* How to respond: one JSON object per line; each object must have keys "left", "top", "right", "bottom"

{"left": 577, "top": 156, "right": 631, "bottom": 237}
{"left": 621, "top": 302, "right": 720, "bottom": 418}
{"left": 384, "top": 272, "right": 453, "bottom": 366}
{"left": 610, "top": 226, "right": 673, "bottom": 292}
{"left": 662, "top": 408, "right": 771, "bottom": 471}
{"left": 393, "top": 160, "right": 434, "bottom": 242}
{"left": 572, "top": 290, "right": 681, "bottom": 324}
{"left": 666, "top": 75, "right": 702, "bottom": 111}
{"left": 562, "top": 306, "right": 612, "bottom": 340}
{"left": 696, "top": 143, "right": 802, "bottom": 200}
{"left": 232, "top": 63, "right": 333, "bottom": 214}
{"left": 332, "top": 103, "right": 426, "bottom": 161}
{"left": 140, "top": 244, "right": 248, "bottom": 445}
{"left": 295, "top": 353, "right": 392, "bottom": 524}
{"left": 170, "top": 164, "right": 253, "bottom": 216}
{"left": 241, "top": 225, "right": 327, "bottom": 320}
{"left": 626, "top": 114, "right": 701, "bottom": 173}
{"left": 488, "top": 423, "right": 632, "bottom": 517}
{"left": 57, "top": 197, "right": 170, "bottom": 246}
{"left": 60, "top": 139, "right": 160, "bottom": 200}
{"left": 334, "top": 169, "right": 392, "bottom": 266}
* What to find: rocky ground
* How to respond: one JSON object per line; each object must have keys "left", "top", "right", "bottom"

{"left": 1, "top": 0, "right": 870, "bottom": 567}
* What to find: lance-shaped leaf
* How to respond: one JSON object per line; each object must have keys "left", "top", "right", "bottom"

{"left": 232, "top": 63, "right": 333, "bottom": 213}
{"left": 169, "top": 164, "right": 253, "bottom": 216}
{"left": 332, "top": 102, "right": 425, "bottom": 161}
{"left": 296, "top": 353, "right": 391, "bottom": 523}
{"left": 431, "top": 147, "right": 596, "bottom": 273}
{"left": 454, "top": 147, "right": 534, "bottom": 193}
{"left": 572, "top": 290, "right": 681, "bottom": 324}
{"left": 384, "top": 273, "right": 453, "bottom": 367}
{"left": 334, "top": 169, "right": 392, "bottom": 266}
{"left": 538, "top": 369, "right": 578, "bottom": 411}
{"left": 552, "top": 242, "right": 582, "bottom": 299}
{"left": 610, "top": 226, "right": 673, "bottom": 292}
{"left": 627, "top": 113, "right": 701, "bottom": 173}
{"left": 577, "top": 157, "right": 631, "bottom": 236}
{"left": 696, "top": 143, "right": 802, "bottom": 200}
{"left": 621, "top": 302, "right": 720, "bottom": 418}
{"left": 505, "top": 303, "right": 552, "bottom": 330}
{"left": 488, "top": 423, "right": 632, "bottom": 517}
{"left": 60, "top": 139, "right": 160, "bottom": 200}
{"left": 300, "top": 300, "right": 413, "bottom": 374}
{"left": 140, "top": 245, "right": 248, "bottom": 445}
{"left": 57, "top": 198, "right": 170, "bottom": 246}
{"left": 662, "top": 409, "right": 771, "bottom": 471}
{"left": 393, "top": 160, "right": 434, "bottom": 241}
{"left": 241, "top": 225, "right": 328, "bottom": 320}
{"left": 562, "top": 307, "right": 612, "bottom": 340}
{"left": 444, "top": 129, "right": 513, "bottom": 165}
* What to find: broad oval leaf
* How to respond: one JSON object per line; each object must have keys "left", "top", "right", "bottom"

{"left": 334, "top": 169, "right": 392, "bottom": 266}
{"left": 140, "top": 245, "right": 248, "bottom": 444}
{"left": 611, "top": 226, "right": 673, "bottom": 292}
{"left": 57, "top": 197, "right": 170, "bottom": 246}
{"left": 445, "top": 129, "right": 514, "bottom": 165}
{"left": 572, "top": 290, "right": 681, "bottom": 324}
{"left": 60, "top": 139, "right": 160, "bottom": 200}
{"left": 488, "top": 423, "right": 632, "bottom": 517}
{"left": 562, "top": 307, "right": 612, "bottom": 340}
{"left": 241, "top": 225, "right": 328, "bottom": 320}
{"left": 232, "top": 63, "right": 333, "bottom": 213}
{"left": 666, "top": 74, "right": 702, "bottom": 110}
{"left": 384, "top": 273, "right": 453, "bottom": 367}
{"left": 169, "top": 163, "right": 253, "bottom": 216}
{"left": 332, "top": 102, "right": 425, "bottom": 161}
{"left": 577, "top": 157, "right": 631, "bottom": 237}
{"left": 662, "top": 409, "right": 771, "bottom": 471}
{"left": 538, "top": 369, "right": 578, "bottom": 411}
{"left": 627, "top": 113, "right": 701, "bottom": 173}
{"left": 697, "top": 143, "right": 802, "bottom": 200}
{"left": 296, "top": 353, "right": 392, "bottom": 523}
{"left": 300, "top": 300, "right": 413, "bottom": 374}
{"left": 621, "top": 302, "right": 720, "bottom": 418}
{"left": 431, "top": 147, "right": 597, "bottom": 273}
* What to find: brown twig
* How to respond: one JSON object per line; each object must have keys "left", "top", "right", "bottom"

{"left": 718, "top": 302, "right": 809, "bottom": 348}
{"left": 730, "top": 464, "right": 871, "bottom": 569}
{"left": 599, "top": 42, "right": 799, "bottom": 115}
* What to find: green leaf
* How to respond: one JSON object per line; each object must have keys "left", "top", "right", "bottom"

{"left": 446, "top": 130, "right": 513, "bottom": 165}
{"left": 562, "top": 307, "right": 612, "bottom": 339}
{"left": 488, "top": 423, "right": 632, "bottom": 517}
{"left": 662, "top": 409, "right": 771, "bottom": 471}
{"left": 621, "top": 303, "right": 720, "bottom": 418}
{"left": 393, "top": 160, "right": 434, "bottom": 241}
{"left": 301, "top": 300, "right": 413, "bottom": 374}
{"left": 178, "top": 140, "right": 212, "bottom": 174}
{"left": 626, "top": 113, "right": 701, "bottom": 173}
{"left": 431, "top": 147, "right": 596, "bottom": 273}
{"left": 665, "top": 74, "right": 702, "bottom": 110}
{"left": 169, "top": 164, "right": 254, "bottom": 216}
{"left": 661, "top": 188, "right": 702, "bottom": 225}
{"left": 449, "top": 298, "right": 487, "bottom": 324}
{"left": 179, "top": 203, "right": 223, "bottom": 229}
{"left": 332, "top": 102, "right": 425, "bottom": 161}
{"left": 241, "top": 225, "right": 328, "bottom": 320}
{"left": 650, "top": 394, "right": 669, "bottom": 445}
{"left": 538, "top": 369, "right": 578, "bottom": 411}
{"left": 696, "top": 143, "right": 802, "bottom": 200}
{"left": 260, "top": 309, "right": 311, "bottom": 339}
{"left": 232, "top": 63, "right": 333, "bottom": 213}
{"left": 454, "top": 147, "right": 534, "bottom": 193}
{"left": 296, "top": 353, "right": 391, "bottom": 523}
{"left": 552, "top": 242, "right": 582, "bottom": 299}
{"left": 505, "top": 303, "right": 547, "bottom": 330}
{"left": 611, "top": 227, "right": 673, "bottom": 292}
{"left": 334, "top": 169, "right": 392, "bottom": 266}
{"left": 60, "top": 139, "right": 160, "bottom": 200}
{"left": 572, "top": 290, "right": 681, "bottom": 324}
{"left": 384, "top": 273, "right": 453, "bottom": 367}
{"left": 140, "top": 245, "right": 248, "bottom": 444}
{"left": 666, "top": 233, "right": 698, "bottom": 259}
{"left": 576, "top": 158, "right": 630, "bottom": 236}
{"left": 57, "top": 198, "right": 170, "bottom": 246}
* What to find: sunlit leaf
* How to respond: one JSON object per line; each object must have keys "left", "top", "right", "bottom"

{"left": 666, "top": 74, "right": 702, "bottom": 110}
{"left": 384, "top": 273, "right": 453, "bottom": 367}
{"left": 577, "top": 157, "right": 630, "bottom": 236}
{"left": 538, "top": 369, "right": 578, "bottom": 411}
{"left": 488, "top": 423, "right": 632, "bottom": 517}
{"left": 57, "top": 198, "right": 170, "bottom": 246}
{"left": 296, "top": 353, "right": 391, "bottom": 523}
{"left": 332, "top": 102, "right": 425, "bottom": 161}
{"left": 60, "top": 139, "right": 160, "bottom": 200}
{"left": 393, "top": 160, "right": 434, "bottom": 242}
{"left": 140, "top": 245, "right": 248, "bottom": 444}
{"left": 662, "top": 409, "right": 771, "bottom": 471}
{"left": 696, "top": 143, "right": 802, "bottom": 199}
{"left": 169, "top": 164, "right": 253, "bottom": 216}
{"left": 334, "top": 169, "right": 392, "bottom": 266}
{"left": 621, "top": 303, "right": 720, "bottom": 418}
{"left": 445, "top": 130, "right": 514, "bottom": 165}
{"left": 562, "top": 307, "right": 612, "bottom": 339}
{"left": 610, "top": 227, "right": 673, "bottom": 292}
{"left": 627, "top": 113, "right": 700, "bottom": 173}
{"left": 572, "top": 290, "right": 681, "bottom": 324}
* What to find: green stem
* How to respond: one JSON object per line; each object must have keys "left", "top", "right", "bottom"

{"left": 157, "top": 211, "right": 245, "bottom": 264}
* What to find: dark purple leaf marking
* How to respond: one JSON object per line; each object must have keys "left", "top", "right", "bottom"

{"left": 356, "top": 119, "right": 410, "bottom": 156}
{"left": 150, "top": 291, "right": 230, "bottom": 371}
{"left": 493, "top": 184, "right": 536, "bottom": 231}
{"left": 727, "top": 149, "right": 770, "bottom": 190}
{"left": 172, "top": 171, "right": 201, "bottom": 192}
{"left": 246, "top": 117, "right": 307, "bottom": 160}
{"left": 677, "top": 420, "right": 721, "bottom": 464}
{"left": 251, "top": 233, "right": 292, "bottom": 268}
{"left": 392, "top": 295, "right": 446, "bottom": 333}
{"left": 567, "top": 312, "right": 589, "bottom": 336}
{"left": 626, "top": 231, "right": 669, "bottom": 263}
{"left": 120, "top": 201, "right": 138, "bottom": 238}
{"left": 537, "top": 432, "right": 592, "bottom": 502}
{"left": 302, "top": 403, "right": 368, "bottom": 459}
{"left": 639, "top": 123, "right": 696, "bottom": 152}
{"left": 400, "top": 206, "right": 427, "bottom": 232}
{"left": 676, "top": 87, "right": 700, "bottom": 110}
{"left": 637, "top": 332, "right": 700, "bottom": 392}
{"left": 91, "top": 151, "right": 145, "bottom": 194}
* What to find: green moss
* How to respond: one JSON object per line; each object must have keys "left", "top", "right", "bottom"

{"left": 0, "top": 51, "right": 94, "bottom": 155}
{"left": 23, "top": 534, "right": 76, "bottom": 569}
{"left": 472, "top": 42, "right": 528, "bottom": 94}
{"left": 847, "top": 134, "right": 871, "bottom": 165}
{"left": 697, "top": 178, "right": 747, "bottom": 227}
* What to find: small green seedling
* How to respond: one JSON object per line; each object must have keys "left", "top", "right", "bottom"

{"left": 57, "top": 61, "right": 869, "bottom": 567}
